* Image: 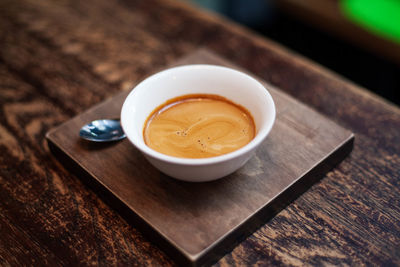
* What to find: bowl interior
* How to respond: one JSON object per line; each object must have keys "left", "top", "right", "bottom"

{"left": 121, "top": 65, "right": 275, "bottom": 163}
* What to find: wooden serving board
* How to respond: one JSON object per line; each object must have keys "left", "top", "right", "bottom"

{"left": 46, "top": 49, "right": 354, "bottom": 266}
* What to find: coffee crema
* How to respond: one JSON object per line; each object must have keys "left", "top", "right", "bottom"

{"left": 143, "top": 94, "right": 255, "bottom": 159}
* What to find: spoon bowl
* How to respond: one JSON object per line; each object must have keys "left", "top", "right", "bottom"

{"left": 79, "top": 119, "right": 126, "bottom": 142}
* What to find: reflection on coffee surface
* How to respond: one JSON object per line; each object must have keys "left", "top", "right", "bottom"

{"left": 143, "top": 94, "right": 255, "bottom": 158}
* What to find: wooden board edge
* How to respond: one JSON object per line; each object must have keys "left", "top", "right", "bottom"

{"left": 193, "top": 133, "right": 355, "bottom": 266}
{"left": 45, "top": 136, "right": 198, "bottom": 266}
{"left": 46, "top": 131, "right": 354, "bottom": 267}
{"left": 45, "top": 48, "right": 356, "bottom": 266}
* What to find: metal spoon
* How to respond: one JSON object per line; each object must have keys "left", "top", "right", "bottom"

{"left": 79, "top": 119, "right": 126, "bottom": 142}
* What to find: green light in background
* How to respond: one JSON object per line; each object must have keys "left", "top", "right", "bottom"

{"left": 340, "top": 0, "right": 400, "bottom": 44}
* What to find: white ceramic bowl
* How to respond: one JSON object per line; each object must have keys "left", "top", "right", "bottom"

{"left": 121, "top": 65, "right": 275, "bottom": 182}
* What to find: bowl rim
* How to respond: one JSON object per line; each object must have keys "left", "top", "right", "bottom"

{"left": 121, "top": 64, "right": 276, "bottom": 166}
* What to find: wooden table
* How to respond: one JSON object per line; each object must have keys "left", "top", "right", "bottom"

{"left": 0, "top": 0, "right": 399, "bottom": 265}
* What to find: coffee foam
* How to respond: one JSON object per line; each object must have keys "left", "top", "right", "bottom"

{"left": 144, "top": 95, "right": 255, "bottom": 158}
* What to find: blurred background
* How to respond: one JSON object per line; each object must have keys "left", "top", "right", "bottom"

{"left": 186, "top": 0, "right": 400, "bottom": 106}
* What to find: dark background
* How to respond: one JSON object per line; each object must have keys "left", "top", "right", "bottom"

{"left": 189, "top": 0, "right": 400, "bottom": 106}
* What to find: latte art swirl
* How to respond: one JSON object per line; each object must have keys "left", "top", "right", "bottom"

{"left": 144, "top": 95, "right": 255, "bottom": 158}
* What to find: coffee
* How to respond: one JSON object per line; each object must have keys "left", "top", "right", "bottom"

{"left": 143, "top": 94, "right": 255, "bottom": 158}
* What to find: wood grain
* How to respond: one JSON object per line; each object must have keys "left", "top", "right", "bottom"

{"left": 0, "top": 0, "right": 399, "bottom": 266}
{"left": 46, "top": 50, "right": 354, "bottom": 266}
